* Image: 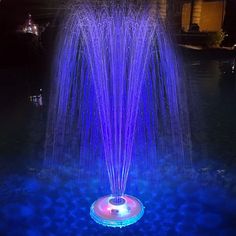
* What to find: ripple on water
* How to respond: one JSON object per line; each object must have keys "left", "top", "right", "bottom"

{"left": 219, "top": 228, "right": 236, "bottom": 236}
{"left": 179, "top": 203, "right": 203, "bottom": 216}
{"left": 196, "top": 213, "right": 222, "bottom": 229}
{"left": 177, "top": 182, "right": 200, "bottom": 200}
{"left": 175, "top": 220, "right": 198, "bottom": 235}
{"left": 2, "top": 203, "right": 34, "bottom": 220}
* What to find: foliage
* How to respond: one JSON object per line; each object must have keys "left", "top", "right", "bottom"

{"left": 206, "top": 29, "right": 226, "bottom": 47}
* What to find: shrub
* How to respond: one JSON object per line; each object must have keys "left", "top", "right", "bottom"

{"left": 206, "top": 29, "right": 226, "bottom": 47}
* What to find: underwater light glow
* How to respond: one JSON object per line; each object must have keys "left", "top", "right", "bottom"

{"left": 90, "top": 195, "right": 144, "bottom": 228}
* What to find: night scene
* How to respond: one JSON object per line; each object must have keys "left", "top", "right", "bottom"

{"left": 0, "top": 0, "right": 236, "bottom": 235}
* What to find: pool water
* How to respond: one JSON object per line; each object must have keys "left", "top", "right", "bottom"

{"left": 0, "top": 55, "right": 236, "bottom": 236}
{"left": 0, "top": 162, "right": 235, "bottom": 236}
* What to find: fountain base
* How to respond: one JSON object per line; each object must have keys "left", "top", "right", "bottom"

{"left": 90, "top": 194, "right": 144, "bottom": 228}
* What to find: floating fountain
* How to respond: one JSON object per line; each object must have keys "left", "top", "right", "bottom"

{"left": 44, "top": 1, "right": 191, "bottom": 228}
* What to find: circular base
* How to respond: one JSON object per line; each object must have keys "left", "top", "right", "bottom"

{"left": 90, "top": 194, "right": 144, "bottom": 228}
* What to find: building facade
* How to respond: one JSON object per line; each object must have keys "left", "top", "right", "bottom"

{"left": 153, "top": 0, "right": 226, "bottom": 32}
{"left": 182, "top": 0, "right": 226, "bottom": 32}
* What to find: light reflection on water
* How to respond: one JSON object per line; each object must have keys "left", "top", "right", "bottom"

{"left": 187, "top": 57, "right": 236, "bottom": 165}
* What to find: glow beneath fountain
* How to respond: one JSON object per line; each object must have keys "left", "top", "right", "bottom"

{"left": 90, "top": 195, "right": 144, "bottom": 228}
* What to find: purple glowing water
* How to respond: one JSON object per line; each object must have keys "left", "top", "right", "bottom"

{"left": 45, "top": 2, "right": 191, "bottom": 197}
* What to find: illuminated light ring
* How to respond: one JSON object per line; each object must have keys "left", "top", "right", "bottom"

{"left": 90, "top": 195, "right": 144, "bottom": 228}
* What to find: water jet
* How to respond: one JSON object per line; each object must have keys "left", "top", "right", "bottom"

{"left": 45, "top": 1, "right": 191, "bottom": 228}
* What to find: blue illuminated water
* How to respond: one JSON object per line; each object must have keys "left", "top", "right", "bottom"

{"left": 0, "top": 155, "right": 236, "bottom": 236}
